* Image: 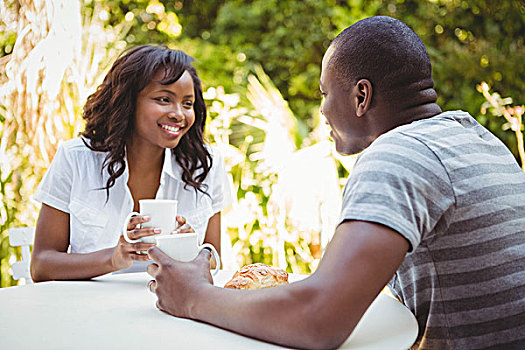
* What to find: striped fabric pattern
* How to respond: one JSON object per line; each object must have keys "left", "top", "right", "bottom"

{"left": 339, "top": 111, "right": 525, "bottom": 349}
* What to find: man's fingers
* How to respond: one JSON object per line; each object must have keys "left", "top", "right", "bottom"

{"left": 147, "top": 246, "right": 173, "bottom": 263}
{"left": 197, "top": 248, "right": 212, "bottom": 263}
{"left": 156, "top": 300, "right": 166, "bottom": 313}
{"left": 147, "top": 262, "right": 159, "bottom": 277}
{"left": 148, "top": 279, "right": 157, "bottom": 293}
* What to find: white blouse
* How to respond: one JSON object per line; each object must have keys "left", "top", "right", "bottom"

{"left": 34, "top": 138, "right": 232, "bottom": 254}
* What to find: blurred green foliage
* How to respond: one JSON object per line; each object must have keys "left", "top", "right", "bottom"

{"left": 82, "top": 0, "right": 524, "bottom": 158}
{"left": 0, "top": 0, "right": 523, "bottom": 286}
{"left": 0, "top": 104, "right": 26, "bottom": 288}
{"left": 3, "top": 0, "right": 524, "bottom": 116}
{"left": 385, "top": 0, "right": 524, "bottom": 159}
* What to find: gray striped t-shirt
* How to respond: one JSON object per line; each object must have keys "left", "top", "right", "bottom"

{"left": 339, "top": 111, "right": 525, "bottom": 349}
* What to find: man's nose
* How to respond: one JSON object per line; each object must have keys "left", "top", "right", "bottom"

{"left": 319, "top": 107, "right": 330, "bottom": 125}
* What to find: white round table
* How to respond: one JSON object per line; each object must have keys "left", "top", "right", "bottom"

{"left": 0, "top": 271, "right": 418, "bottom": 349}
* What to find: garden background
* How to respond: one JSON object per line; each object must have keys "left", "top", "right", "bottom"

{"left": 0, "top": 0, "right": 523, "bottom": 287}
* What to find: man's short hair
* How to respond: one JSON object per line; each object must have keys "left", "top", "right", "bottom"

{"left": 328, "top": 16, "right": 432, "bottom": 97}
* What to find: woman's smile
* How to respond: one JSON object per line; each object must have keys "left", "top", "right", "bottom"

{"left": 159, "top": 122, "right": 184, "bottom": 138}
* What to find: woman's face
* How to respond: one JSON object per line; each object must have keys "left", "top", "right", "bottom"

{"left": 132, "top": 70, "right": 196, "bottom": 151}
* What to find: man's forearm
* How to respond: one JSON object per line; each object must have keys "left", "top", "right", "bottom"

{"left": 149, "top": 221, "right": 409, "bottom": 349}
{"left": 190, "top": 276, "right": 355, "bottom": 350}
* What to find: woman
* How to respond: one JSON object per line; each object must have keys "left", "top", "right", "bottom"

{"left": 31, "top": 45, "right": 231, "bottom": 281}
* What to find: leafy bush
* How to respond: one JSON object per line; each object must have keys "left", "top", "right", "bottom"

{"left": 477, "top": 82, "right": 524, "bottom": 169}
{"left": 0, "top": 0, "right": 522, "bottom": 286}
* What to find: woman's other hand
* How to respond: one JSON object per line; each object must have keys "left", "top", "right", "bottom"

{"left": 172, "top": 215, "right": 195, "bottom": 234}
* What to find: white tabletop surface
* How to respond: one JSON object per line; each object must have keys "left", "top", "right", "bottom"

{"left": 0, "top": 271, "right": 418, "bottom": 349}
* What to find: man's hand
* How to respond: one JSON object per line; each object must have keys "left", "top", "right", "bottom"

{"left": 142, "top": 221, "right": 409, "bottom": 350}
{"left": 147, "top": 247, "right": 214, "bottom": 318}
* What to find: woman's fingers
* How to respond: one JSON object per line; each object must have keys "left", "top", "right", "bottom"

{"left": 131, "top": 252, "right": 152, "bottom": 261}
{"left": 115, "top": 236, "right": 156, "bottom": 262}
{"left": 173, "top": 216, "right": 194, "bottom": 234}
{"left": 174, "top": 223, "right": 194, "bottom": 234}
{"left": 132, "top": 242, "right": 157, "bottom": 252}
{"left": 125, "top": 227, "right": 161, "bottom": 241}
{"left": 175, "top": 215, "right": 186, "bottom": 227}
{"left": 128, "top": 241, "right": 156, "bottom": 260}
{"left": 126, "top": 215, "right": 150, "bottom": 231}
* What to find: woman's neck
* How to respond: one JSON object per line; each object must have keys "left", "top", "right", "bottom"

{"left": 125, "top": 140, "right": 165, "bottom": 207}
{"left": 126, "top": 139, "right": 164, "bottom": 172}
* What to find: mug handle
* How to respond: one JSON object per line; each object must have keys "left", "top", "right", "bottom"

{"left": 122, "top": 211, "right": 141, "bottom": 243}
{"left": 199, "top": 243, "right": 221, "bottom": 276}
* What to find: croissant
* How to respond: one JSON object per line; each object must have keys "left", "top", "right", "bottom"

{"left": 224, "top": 263, "right": 288, "bottom": 290}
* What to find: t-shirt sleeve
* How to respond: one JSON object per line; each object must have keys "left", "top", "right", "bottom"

{"left": 32, "top": 143, "right": 73, "bottom": 213}
{"left": 209, "top": 146, "right": 233, "bottom": 214}
{"left": 339, "top": 134, "right": 455, "bottom": 253}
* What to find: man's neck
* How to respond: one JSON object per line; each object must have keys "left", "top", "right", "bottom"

{"left": 387, "top": 80, "right": 442, "bottom": 125}
{"left": 401, "top": 102, "right": 443, "bottom": 124}
{"left": 373, "top": 102, "right": 442, "bottom": 137}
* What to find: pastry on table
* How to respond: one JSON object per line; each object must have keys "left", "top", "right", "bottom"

{"left": 224, "top": 263, "right": 289, "bottom": 290}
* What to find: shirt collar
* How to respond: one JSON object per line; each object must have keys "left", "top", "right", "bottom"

{"left": 122, "top": 147, "right": 183, "bottom": 183}
{"left": 162, "top": 148, "right": 184, "bottom": 182}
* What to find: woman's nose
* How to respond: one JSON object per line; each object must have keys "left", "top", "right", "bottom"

{"left": 168, "top": 106, "right": 184, "bottom": 121}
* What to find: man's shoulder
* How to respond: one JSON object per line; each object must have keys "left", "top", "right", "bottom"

{"left": 368, "top": 110, "right": 477, "bottom": 155}
{"left": 387, "top": 110, "right": 471, "bottom": 137}
{"left": 354, "top": 114, "right": 455, "bottom": 177}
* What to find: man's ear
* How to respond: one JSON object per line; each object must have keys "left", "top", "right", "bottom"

{"left": 355, "top": 79, "right": 372, "bottom": 117}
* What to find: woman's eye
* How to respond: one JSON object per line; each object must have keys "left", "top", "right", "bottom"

{"left": 183, "top": 101, "right": 194, "bottom": 108}
{"left": 155, "top": 97, "right": 170, "bottom": 103}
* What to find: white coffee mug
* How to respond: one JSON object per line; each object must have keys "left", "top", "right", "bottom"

{"left": 155, "top": 233, "right": 221, "bottom": 275}
{"left": 123, "top": 199, "right": 178, "bottom": 243}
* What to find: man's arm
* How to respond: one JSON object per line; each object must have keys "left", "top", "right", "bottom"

{"left": 147, "top": 220, "right": 409, "bottom": 350}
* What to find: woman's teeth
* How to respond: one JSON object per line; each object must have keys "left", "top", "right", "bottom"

{"left": 161, "top": 124, "right": 180, "bottom": 132}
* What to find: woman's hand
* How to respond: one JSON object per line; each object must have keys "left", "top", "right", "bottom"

{"left": 111, "top": 215, "right": 160, "bottom": 271}
{"left": 172, "top": 215, "right": 195, "bottom": 234}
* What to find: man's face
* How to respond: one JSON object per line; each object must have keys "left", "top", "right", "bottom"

{"left": 319, "top": 46, "right": 373, "bottom": 155}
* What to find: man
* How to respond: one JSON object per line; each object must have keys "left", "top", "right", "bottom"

{"left": 147, "top": 16, "right": 525, "bottom": 349}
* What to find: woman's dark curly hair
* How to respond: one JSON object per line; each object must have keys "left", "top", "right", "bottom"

{"left": 81, "top": 45, "right": 212, "bottom": 198}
